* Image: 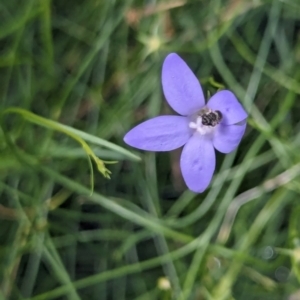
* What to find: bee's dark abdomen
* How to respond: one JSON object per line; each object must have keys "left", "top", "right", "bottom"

{"left": 215, "top": 110, "right": 222, "bottom": 121}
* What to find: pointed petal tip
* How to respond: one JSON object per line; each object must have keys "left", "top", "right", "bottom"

{"left": 123, "top": 130, "right": 137, "bottom": 150}
{"left": 164, "top": 52, "right": 180, "bottom": 61}
{"left": 187, "top": 184, "right": 208, "bottom": 193}
{"left": 123, "top": 132, "right": 131, "bottom": 145}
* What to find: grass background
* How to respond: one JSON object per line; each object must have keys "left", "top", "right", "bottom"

{"left": 1, "top": 0, "right": 300, "bottom": 299}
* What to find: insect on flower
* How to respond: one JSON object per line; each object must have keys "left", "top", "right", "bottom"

{"left": 124, "top": 53, "right": 248, "bottom": 193}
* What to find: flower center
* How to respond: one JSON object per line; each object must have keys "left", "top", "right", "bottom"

{"left": 189, "top": 107, "right": 222, "bottom": 135}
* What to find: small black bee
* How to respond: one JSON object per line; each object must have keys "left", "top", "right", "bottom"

{"left": 200, "top": 109, "right": 222, "bottom": 127}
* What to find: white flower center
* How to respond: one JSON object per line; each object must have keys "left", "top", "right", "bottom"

{"left": 189, "top": 116, "right": 215, "bottom": 135}
{"left": 188, "top": 108, "right": 222, "bottom": 136}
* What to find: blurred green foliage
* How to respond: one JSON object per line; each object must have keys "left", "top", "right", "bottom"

{"left": 1, "top": 0, "right": 300, "bottom": 299}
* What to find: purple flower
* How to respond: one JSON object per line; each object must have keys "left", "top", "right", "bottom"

{"left": 124, "top": 53, "right": 247, "bottom": 193}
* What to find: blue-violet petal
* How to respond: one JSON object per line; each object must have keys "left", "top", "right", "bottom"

{"left": 213, "top": 122, "right": 247, "bottom": 154}
{"left": 180, "top": 134, "right": 215, "bottom": 193}
{"left": 162, "top": 53, "right": 205, "bottom": 116}
{"left": 124, "top": 115, "right": 191, "bottom": 151}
